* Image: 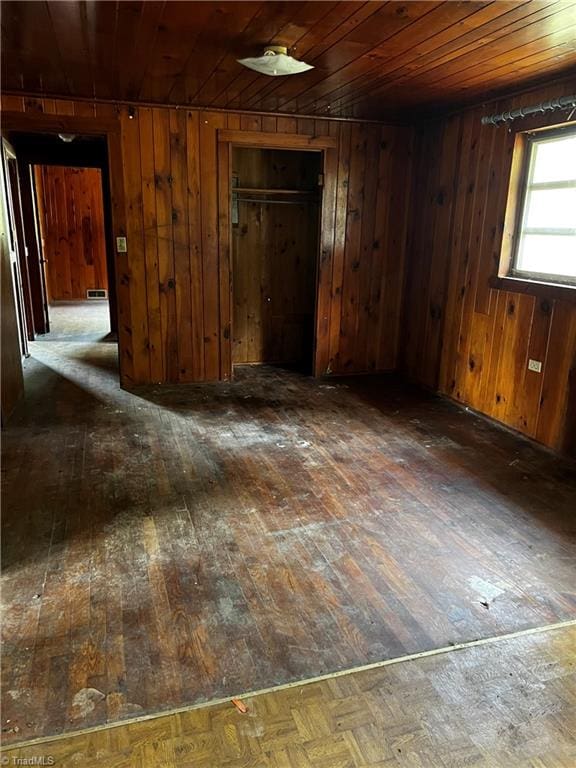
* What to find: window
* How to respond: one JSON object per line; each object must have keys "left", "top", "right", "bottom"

{"left": 511, "top": 126, "right": 576, "bottom": 286}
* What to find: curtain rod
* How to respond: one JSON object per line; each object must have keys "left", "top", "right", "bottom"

{"left": 481, "top": 94, "right": 576, "bottom": 126}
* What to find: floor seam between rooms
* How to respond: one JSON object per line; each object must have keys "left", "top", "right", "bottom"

{"left": 4, "top": 617, "right": 575, "bottom": 751}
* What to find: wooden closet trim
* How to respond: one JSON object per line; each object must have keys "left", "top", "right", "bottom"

{"left": 217, "top": 129, "right": 338, "bottom": 379}
{"left": 217, "top": 130, "right": 337, "bottom": 150}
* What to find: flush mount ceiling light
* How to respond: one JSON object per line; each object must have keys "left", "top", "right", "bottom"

{"left": 237, "top": 45, "right": 313, "bottom": 77}
{"left": 58, "top": 133, "right": 76, "bottom": 143}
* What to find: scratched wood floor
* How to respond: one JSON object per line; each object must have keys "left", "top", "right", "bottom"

{"left": 2, "top": 304, "right": 575, "bottom": 745}
{"left": 2, "top": 625, "right": 575, "bottom": 767}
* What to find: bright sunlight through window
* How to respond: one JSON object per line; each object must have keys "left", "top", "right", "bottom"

{"left": 513, "top": 127, "right": 576, "bottom": 286}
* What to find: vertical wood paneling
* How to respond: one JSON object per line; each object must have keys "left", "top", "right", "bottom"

{"left": 139, "top": 107, "right": 164, "bottom": 382}
{"left": 536, "top": 301, "right": 576, "bottom": 451}
{"left": 403, "top": 81, "right": 576, "bottom": 454}
{"left": 402, "top": 120, "right": 441, "bottom": 386}
{"left": 2, "top": 95, "right": 412, "bottom": 386}
{"left": 36, "top": 166, "right": 107, "bottom": 301}
{"left": 376, "top": 125, "right": 412, "bottom": 371}
{"left": 217, "top": 136, "right": 231, "bottom": 380}
{"left": 328, "top": 122, "right": 351, "bottom": 373}
{"left": 170, "top": 109, "right": 193, "bottom": 382}
{"left": 276, "top": 117, "right": 298, "bottom": 134}
{"left": 152, "top": 107, "right": 177, "bottom": 382}
{"left": 99, "top": 100, "right": 134, "bottom": 384}
{"left": 437, "top": 108, "right": 483, "bottom": 395}
{"left": 315, "top": 137, "right": 339, "bottom": 377}
{"left": 199, "top": 111, "right": 226, "bottom": 380}
{"left": 422, "top": 116, "right": 461, "bottom": 388}
{"left": 186, "top": 110, "right": 205, "bottom": 381}
{"left": 338, "top": 123, "right": 367, "bottom": 373}
{"left": 218, "top": 139, "right": 232, "bottom": 379}
{"left": 356, "top": 124, "right": 380, "bottom": 372}
{"left": 372, "top": 126, "right": 394, "bottom": 371}
{"left": 121, "top": 108, "right": 150, "bottom": 383}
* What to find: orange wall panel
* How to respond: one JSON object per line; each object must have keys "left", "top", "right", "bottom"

{"left": 36, "top": 165, "right": 108, "bottom": 301}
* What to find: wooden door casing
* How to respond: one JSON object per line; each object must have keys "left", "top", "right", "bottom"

{"left": 1, "top": 140, "right": 30, "bottom": 352}
{"left": 219, "top": 131, "right": 338, "bottom": 380}
{"left": 231, "top": 146, "right": 321, "bottom": 370}
{"left": 232, "top": 198, "right": 320, "bottom": 369}
{"left": 0, "top": 110, "right": 129, "bottom": 385}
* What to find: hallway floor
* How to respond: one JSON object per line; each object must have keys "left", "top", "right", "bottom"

{"left": 2, "top": 304, "right": 575, "bottom": 745}
{"left": 42, "top": 300, "right": 114, "bottom": 342}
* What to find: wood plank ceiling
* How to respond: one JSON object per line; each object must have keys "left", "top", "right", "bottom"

{"left": 2, "top": 1, "right": 576, "bottom": 120}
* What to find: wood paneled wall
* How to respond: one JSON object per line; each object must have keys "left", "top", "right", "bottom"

{"left": 35, "top": 165, "right": 107, "bottom": 301}
{"left": 2, "top": 95, "right": 412, "bottom": 385}
{"left": 403, "top": 80, "right": 576, "bottom": 455}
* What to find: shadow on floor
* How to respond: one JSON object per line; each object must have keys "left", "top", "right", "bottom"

{"left": 2, "top": 352, "right": 575, "bottom": 746}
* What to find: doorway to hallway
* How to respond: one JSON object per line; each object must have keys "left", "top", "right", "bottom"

{"left": 34, "top": 163, "right": 114, "bottom": 343}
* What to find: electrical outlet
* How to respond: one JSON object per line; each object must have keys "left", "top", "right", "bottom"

{"left": 116, "top": 236, "right": 127, "bottom": 253}
{"left": 528, "top": 359, "right": 542, "bottom": 373}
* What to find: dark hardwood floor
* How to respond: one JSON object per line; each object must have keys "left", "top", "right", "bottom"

{"left": 2, "top": 305, "right": 575, "bottom": 744}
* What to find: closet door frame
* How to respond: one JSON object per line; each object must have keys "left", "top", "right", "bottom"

{"left": 217, "top": 130, "right": 338, "bottom": 380}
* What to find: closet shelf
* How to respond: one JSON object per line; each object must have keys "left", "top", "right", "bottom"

{"left": 232, "top": 187, "right": 317, "bottom": 195}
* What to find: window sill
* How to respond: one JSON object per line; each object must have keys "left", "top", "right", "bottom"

{"left": 490, "top": 275, "right": 576, "bottom": 303}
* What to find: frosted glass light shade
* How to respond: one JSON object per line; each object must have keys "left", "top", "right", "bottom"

{"left": 238, "top": 46, "right": 313, "bottom": 77}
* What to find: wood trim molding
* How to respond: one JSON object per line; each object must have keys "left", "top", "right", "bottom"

{"left": 217, "top": 132, "right": 338, "bottom": 379}
{"left": 496, "top": 119, "right": 576, "bottom": 305}
{"left": 499, "top": 131, "right": 528, "bottom": 278}
{"left": 489, "top": 275, "right": 576, "bottom": 304}
{"left": 0, "top": 110, "right": 133, "bottom": 385}
{"left": 3, "top": 90, "right": 395, "bottom": 126}
{"left": 217, "top": 130, "right": 337, "bottom": 150}
{"left": 217, "top": 135, "right": 232, "bottom": 381}
{"left": 1, "top": 112, "right": 120, "bottom": 136}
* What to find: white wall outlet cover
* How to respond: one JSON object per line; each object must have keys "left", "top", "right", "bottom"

{"left": 116, "top": 236, "right": 127, "bottom": 252}
{"left": 528, "top": 359, "right": 542, "bottom": 373}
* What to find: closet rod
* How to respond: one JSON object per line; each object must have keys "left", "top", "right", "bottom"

{"left": 236, "top": 197, "right": 318, "bottom": 205}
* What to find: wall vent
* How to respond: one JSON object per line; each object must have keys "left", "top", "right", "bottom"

{"left": 86, "top": 289, "right": 108, "bottom": 299}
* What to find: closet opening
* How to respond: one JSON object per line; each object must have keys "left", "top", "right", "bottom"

{"left": 231, "top": 147, "right": 322, "bottom": 376}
